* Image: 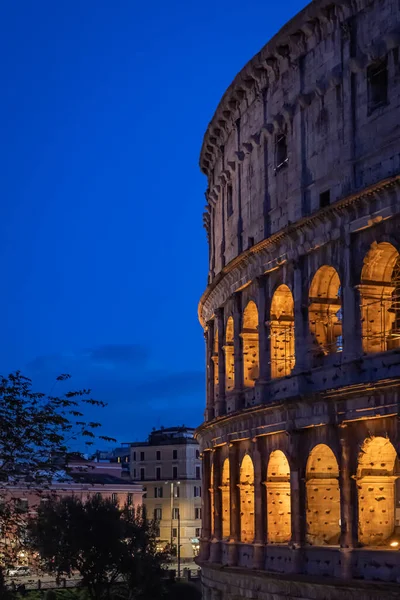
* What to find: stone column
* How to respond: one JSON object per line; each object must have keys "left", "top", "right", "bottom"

{"left": 338, "top": 426, "right": 358, "bottom": 579}
{"left": 215, "top": 309, "right": 226, "bottom": 416}
{"left": 289, "top": 435, "right": 306, "bottom": 574}
{"left": 252, "top": 437, "right": 266, "bottom": 569}
{"left": 233, "top": 293, "right": 244, "bottom": 411}
{"left": 255, "top": 276, "right": 271, "bottom": 405}
{"left": 205, "top": 322, "right": 215, "bottom": 421}
{"left": 342, "top": 234, "right": 363, "bottom": 361}
{"left": 293, "top": 258, "right": 312, "bottom": 373}
{"left": 227, "top": 443, "right": 240, "bottom": 566}
{"left": 210, "top": 448, "right": 223, "bottom": 563}
{"left": 199, "top": 450, "right": 212, "bottom": 562}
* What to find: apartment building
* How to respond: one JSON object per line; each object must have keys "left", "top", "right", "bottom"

{"left": 131, "top": 426, "right": 201, "bottom": 559}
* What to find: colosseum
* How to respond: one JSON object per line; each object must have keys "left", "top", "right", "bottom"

{"left": 196, "top": 0, "right": 400, "bottom": 598}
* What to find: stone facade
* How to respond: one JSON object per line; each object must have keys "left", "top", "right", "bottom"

{"left": 197, "top": 0, "right": 400, "bottom": 597}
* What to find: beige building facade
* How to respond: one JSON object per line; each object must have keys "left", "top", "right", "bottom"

{"left": 197, "top": 0, "right": 400, "bottom": 599}
{"left": 130, "top": 427, "right": 202, "bottom": 560}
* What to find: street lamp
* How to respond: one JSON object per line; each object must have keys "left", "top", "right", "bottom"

{"left": 165, "top": 480, "right": 181, "bottom": 578}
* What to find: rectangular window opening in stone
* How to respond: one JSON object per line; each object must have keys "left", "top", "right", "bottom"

{"left": 367, "top": 57, "right": 388, "bottom": 113}
{"left": 172, "top": 527, "right": 177, "bottom": 538}
{"left": 196, "top": 466, "right": 201, "bottom": 479}
{"left": 195, "top": 508, "right": 202, "bottom": 519}
{"left": 156, "top": 467, "right": 161, "bottom": 480}
{"left": 154, "top": 508, "right": 162, "bottom": 520}
{"left": 140, "top": 451, "right": 145, "bottom": 461}
{"left": 173, "top": 449, "right": 178, "bottom": 460}
{"left": 173, "top": 466, "right": 178, "bottom": 479}
{"left": 227, "top": 184, "right": 233, "bottom": 217}
{"left": 140, "top": 468, "right": 145, "bottom": 481}
{"left": 156, "top": 450, "right": 161, "bottom": 461}
{"left": 319, "top": 190, "right": 330, "bottom": 208}
{"left": 195, "top": 527, "right": 201, "bottom": 537}
{"left": 275, "top": 132, "right": 288, "bottom": 171}
{"left": 173, "top": 508, "right": 179, "bottom": 519}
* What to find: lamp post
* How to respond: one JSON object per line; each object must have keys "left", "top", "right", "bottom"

{"left": 166, "top": 480, "right": 181, "bottom": 571}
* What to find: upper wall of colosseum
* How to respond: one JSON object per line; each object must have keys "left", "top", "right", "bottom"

{"left": 202, "top": 0, "right": 400, "bottom": 281}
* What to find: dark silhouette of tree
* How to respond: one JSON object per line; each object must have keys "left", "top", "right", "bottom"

{"left": 28, "top": 497, "right": 170, "bottom": 600}
{"left": 0, "top": 372, "right": 113, "bottom": 578}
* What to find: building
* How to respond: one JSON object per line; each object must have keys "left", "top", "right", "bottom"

{"left": 131, "top": 427, "right": 202, "bottom": 559}
{"left": 95, "top": 444, "right": 132, "bottom": 478}
{"left": 196, "top": 0, "right": 400, "bottom": 598}
{"left": 1, "top": 457, "right": 143, "bottom": 567}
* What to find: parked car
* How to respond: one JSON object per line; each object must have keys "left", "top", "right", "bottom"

{"left": 6, "top": 565, "right": 31, "bottom": 577}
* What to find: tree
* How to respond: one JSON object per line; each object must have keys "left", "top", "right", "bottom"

{"left": 0, "top": 371, "right": 113, "bottom": 569}
{"left": 29, "top": 497, "right": 170, "bottom": 600}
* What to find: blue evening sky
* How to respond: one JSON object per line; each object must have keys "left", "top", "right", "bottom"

{"left": 0, "top": 0, "right": 307, "bottom": 446}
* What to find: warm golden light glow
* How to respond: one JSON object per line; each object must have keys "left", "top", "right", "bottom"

{"left": 309, "top": 266, "right": 342, "bottom": 359}
{"left": 266, "top": 450, "right": 291, "bottom": 543}
{"left": 239, "top": 454, "right": 254, "bottom": 543}
{"left": 221, "top": 458, "right": 230, "bottom": 539}
{"left": 225, "top": 317, "right": 235, "bottom": 391}
{"left": 242, "top": 301, "right": 259, "bottom": 387}
{"left": 270, "top": 284, "right": 295, "bottom": 378}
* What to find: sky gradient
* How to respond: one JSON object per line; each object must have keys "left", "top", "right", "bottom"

{"left": 0, "top": 0, "right": 308, "bottom": 445}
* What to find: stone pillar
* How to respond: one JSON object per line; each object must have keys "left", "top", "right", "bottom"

{"left": 338, "top": 427, "right": 358, "bottom": 579}
{"left": 210, "top": 448, "right": 223, "bottom": 563}
{"left": 289, "top": 436, "right": 306, "bottom": 574}
{"left": 342, "top": 234, "right": 363, "bottom": 361}
{"left": 199, "top": 450, "right": 212, "bottom": 562}
{"left": 255, "top": 276, "right": 271, "bottom": 405}
{"left": 215, "top": 309, "right": 226, "bottom": 416}
{"left": 227, "top": 443, "right": 240, "bottom": 566}
{"left": 293, "top": 258, "right": 312, "bottom": 373}
{"left": 233, "top": 294, "right": 244, "bottom": 411}
{"left": 252, "top": 437, "right": 266, "bottom": 569}
{"left": 205, "top": 322, "right": 215, "bottom": 422}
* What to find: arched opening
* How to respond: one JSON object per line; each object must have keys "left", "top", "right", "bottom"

{"left": 270, "top": 285, "right": 295, "bottom": 378}
{"left": 357, "top": 436, "right": 398, "bottom": 546}
{"left": 210, "top": 463, "right": 215, "bottom": 536}
{"left": 306, "top": 444, "right": 340, "bottom": 545}
{"left": 221, "top": 458, "right": 230, "bottom": 539}
{"left": 360, "top": 242, "right": 400, "bottom": 353}
{"left": 266, "top": 450, "right": 291, "bottom": 543}
{"left": 242, "top": 301, "right": 259, "bottom": 387}
{"left": 212, "top": 328, "right": 219, "bottom": 399}
{"left": 309, "top": 266, "right": 342, "bottom": 361}
{"left": 239, "top": 454, "right": 254, "bottom": 543}
{"left": 224, "top": 317, "right": 235, "bottom": 392}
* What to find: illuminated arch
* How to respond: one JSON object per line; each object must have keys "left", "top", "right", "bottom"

{"left": 212, "top": 328, "right": 219, "bottom": 398}
{"left": 221, "top": 458, "right": 230, "bottom": 539}
{"left": 225, "top": 317, "right": 235, "bottom": 391}
{"left": 210, "top": 463, "right": 215, "bottom": 536}
{"left": 360, "top": 242, "right": 400, "bottom": 353}
{"left": 239, "top": 454, "right": 254, "bottom": 543}
{"left": 266, "top": 450, "right": 291, "bottom": 543}
{"left": 270, "top": 285, "right": 295, "bottom": 378}
{"left": 306, "top": 444, "right": 340, "bottom": 546}
{"left": 357, "top": 436, "right": 397, "bottom": 546}
{"left": 242, "top": 301, "right": 259, "bottom": 387}
{"left": 309, "top": 266, "right": 342, "bottom": 360}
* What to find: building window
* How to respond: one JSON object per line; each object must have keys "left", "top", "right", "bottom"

{"left": 127, "top": 493, "right": 133, "bottom": 506}
{"left": 368, "top": 58, "right": 388, "bottom": 113}
{"left": 133, "top": 452, "right": 136, "bottom": 461}
{"left": 156, "top": 450, "right": 161, "bottom": 461}
{"left": 133, "top": 469, "right": 137, "bottom": 478}
{"left": 195, "top": 527, "right": 201, "bottom": 537}
{"left": 195, "top": 450, "right": 200, "bottom": 459}
{"left": 173, "top": 450, "right": 178, "bottom": 460}
{"left": 140, "top": 468, "right": 145, "bottom": 481}
{"left": 173, "top": 466, "right": 178, "bottom": 479}
{"left": 140, "top": 451, "right": 145, "bottom": 461}
{"left": 173, "top": 508, "right": 180, "bottom": 519}
{"left": 154, "top": 486, "right": 163, "bottom": 498}
{"left": 195, "top": 508, "right": 202, "bottom": 520}
{"left": 196, "top": 466, "right": 201, "bottom": 479}
{"left": 156, "top": 466, "right": 161, "bottom": 480}
{"left": 112, "top": 493, "right": 118, "bottom": 503}
{"left": 194, "top": 486, "right": 201, "bottom": 498}
{"left": 174, "top": 485, "right": 180, "bottom": 498}
{"left": 154, "top": 508, "right": 162, "bottom": 521}
{"left": 172, "top": 528, "right": 178, "bottom": 538}
{"left": 227, "top": 184, "right": 233, "bottom": 218}
{"left": 247, "top": 236, "right": 254, "bottom": 249}
{"left": 319, "top": 190, "right": 330, "bottom": 208}
{"left": 143, "top": 486, "right": 147, "bottom": 498}
{"left": 275, "top": 132, "right": 288, "bottom": 171}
